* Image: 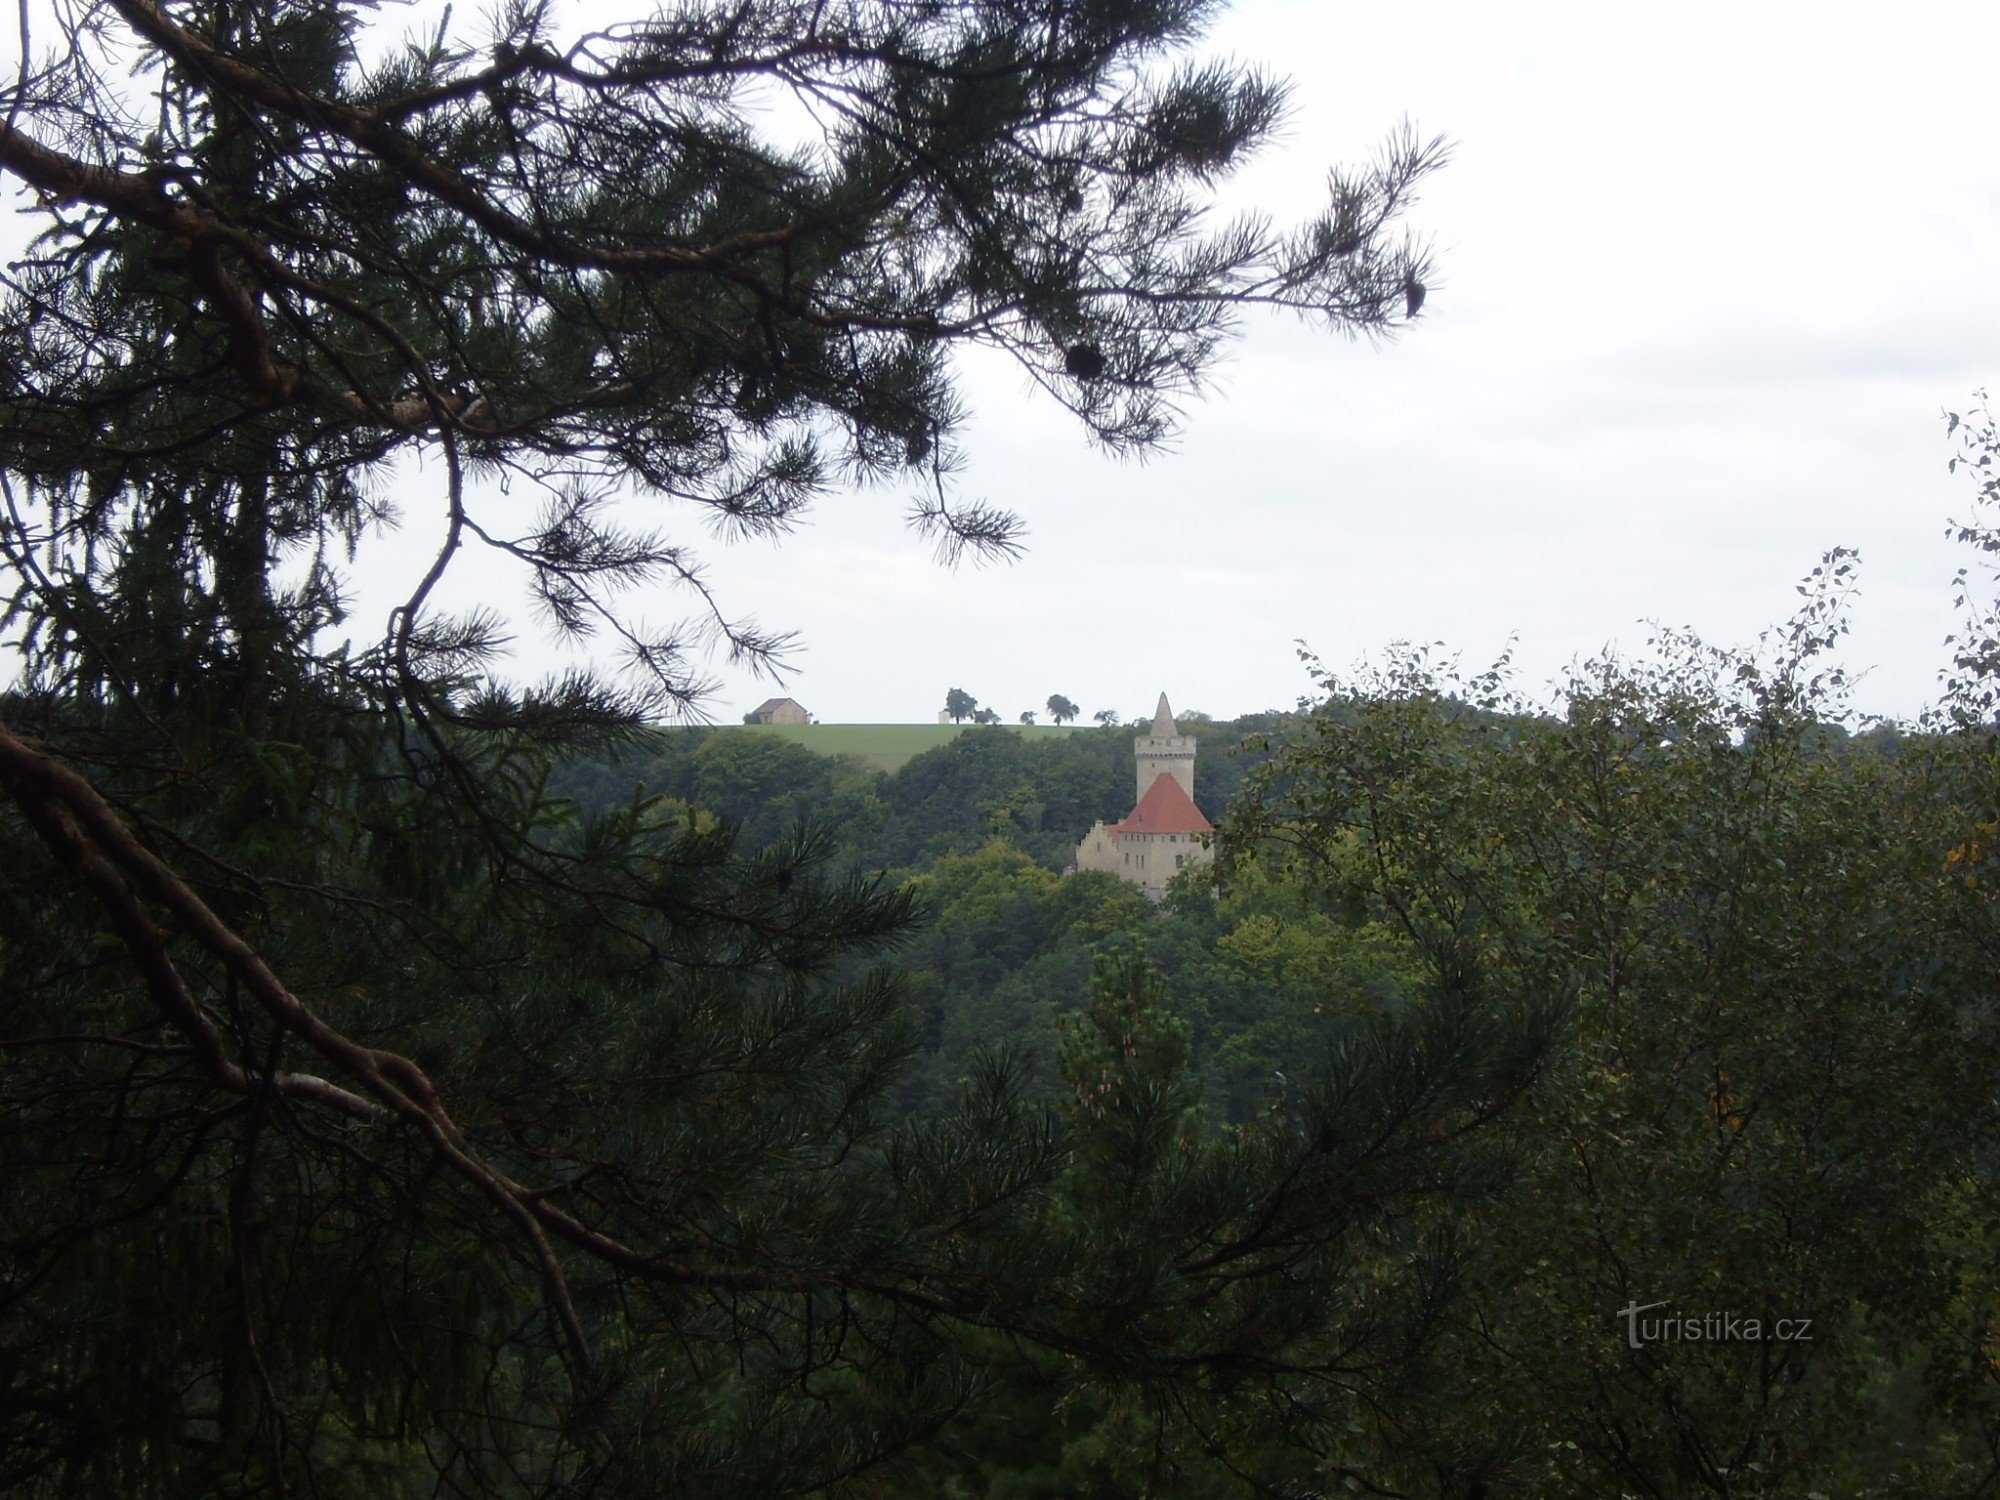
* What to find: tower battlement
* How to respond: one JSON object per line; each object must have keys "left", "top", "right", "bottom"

{"left": 1133, "top": 692, "right": 1195, "bottom": 803}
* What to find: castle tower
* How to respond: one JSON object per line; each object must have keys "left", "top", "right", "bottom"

{"left": 1134, "top": 692, "right": 1196, "bottom": 803}
{"left": 1073, "top": 691, "right": 1212, "bottom": 899}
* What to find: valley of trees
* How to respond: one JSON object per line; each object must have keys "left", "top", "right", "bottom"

{"left": 2, "top": 0, "right": 1999, "bottom": 1492}
{"left": 551, "top": 539, "right": 2000, "bottom": 1494}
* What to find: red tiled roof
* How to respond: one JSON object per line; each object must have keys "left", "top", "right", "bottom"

{"left": 1115, "top": 773, "right": 1213, "bottom": 837}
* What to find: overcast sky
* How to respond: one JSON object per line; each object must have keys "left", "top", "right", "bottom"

{"left": 671, "top": 0, "right": 2000, "bottom": 727}
{"left": 12, "top": 0, "right": 2000, "bottom": 727}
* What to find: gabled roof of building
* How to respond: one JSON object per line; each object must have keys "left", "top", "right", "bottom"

{"left": 751, "top": 697, "right": 805, "bottom": 715}
{"left": 1116, "top": 772, "right": 1212, "bottom": 837}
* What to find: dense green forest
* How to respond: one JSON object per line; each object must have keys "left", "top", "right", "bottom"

{"left": 556, "top": 712, "right": 1302, "bottom": 1116}
{"left": 555, "top": 710, "right": 1278, "bottom": 868}
{"left": 4, "top": 0, "right": 2000, "bottom": 1493}
{"left": 542, "top": 556, "right": 2000, "bottom": 1494}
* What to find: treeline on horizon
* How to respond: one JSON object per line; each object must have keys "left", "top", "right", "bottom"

{"left": 555, "top": 708, "right": 1289, "bottom": 871}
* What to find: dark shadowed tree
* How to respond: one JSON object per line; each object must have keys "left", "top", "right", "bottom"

{"left": 944, "top": 687, "right": 979, "bottom": 723}
{"left": 1047, "top": 693, "right": 1080, "bottom": 724}
{"left": 0, "top": 0, "right": 1474, "bottom": 1490}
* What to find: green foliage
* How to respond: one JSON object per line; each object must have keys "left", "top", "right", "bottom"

{"left": 1056, "top": 945, "right": 1203, "bottom": 1178}
{"left": 895, "top": 932, "right": 1552, "bottom": 1496}
{"left": 1945, "top": 390, "right": 2000, "bottom": 725}
{"left": 0, "top": 0, "right": 1465, "bottom": 1488}
{"left": 889, "top": 841, "right": 1142, "bottom": 1113}
{"left": 1169, "top": 862, "right": 1426, "bottom": 1121}
{"left": 0, "top": 702, "right": 941, "bottom": 1493}
{"left": 872, "top": 723, "right": 1129, "bottom": 867}
{"left": 1226, "top": 569, "right": 2000, "bottom": 1494}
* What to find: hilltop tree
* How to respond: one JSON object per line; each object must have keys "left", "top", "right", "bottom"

{"left": 0, "top": 0, "right": 1461, "bottom": 1489}
{"left": 1945, "top": 390, "right": 2000, "bottom": 724}
{"left": 1047, "top": 693, "right": 1081, "bottom": 724}
{"left": 1094, "top": 707, "right": 1122, "bottom": 726}
{"left": 1019, "top": 709, "right": 1036, "bottom": 724}
{"left": 944, "top": 687, "right": 980, "bottom": 723}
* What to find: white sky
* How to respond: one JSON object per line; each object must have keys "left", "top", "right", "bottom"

{"left": 674, "top": 0, "right": 2000, "bottom": 726}
{"left": 10, "top": 0, "right": 2000, "bottom": 726}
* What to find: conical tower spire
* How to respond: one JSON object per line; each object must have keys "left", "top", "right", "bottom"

{"left": 1134, "top": 691, "right": 1196, "bottom": 804}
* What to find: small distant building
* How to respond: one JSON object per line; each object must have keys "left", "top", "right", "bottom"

{"left": 1074, "top": 693, "right": 1214, "bottom": 899}
{"left": 747, "top": 697, "right": 810, "bottom": 725}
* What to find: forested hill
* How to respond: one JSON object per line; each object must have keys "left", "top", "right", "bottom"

{"left": 534, "top": 664, "right": 2000, "bottom": 1495}
{"left": 555, "top": 712, "right": 1295, "bottom": 871}
{"left": 554, "top": 711, "right": 1324, "bottom": 1124}
{"left": 551, "top": 701, "right": 1923, "bottom": 1135}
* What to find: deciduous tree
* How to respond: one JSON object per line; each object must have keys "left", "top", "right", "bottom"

{"left": 1226, "top": 571, "right": 2000, "bottom": 1495}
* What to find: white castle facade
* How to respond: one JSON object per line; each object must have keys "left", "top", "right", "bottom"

{"left": 1074, "top": 694, "right": 1214, "bottom": 899}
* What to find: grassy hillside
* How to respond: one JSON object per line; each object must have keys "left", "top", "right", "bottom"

{"left": 741, "top": 721, "right": 1083, "bottom": 772}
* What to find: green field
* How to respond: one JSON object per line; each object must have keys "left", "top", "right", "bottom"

{"left": 738, "top": 721, "right": 1084, "bottom": 772}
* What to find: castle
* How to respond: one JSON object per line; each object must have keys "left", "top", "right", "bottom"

{"left": 1074, "top": 694, "right": 1214, "bottom": 898}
